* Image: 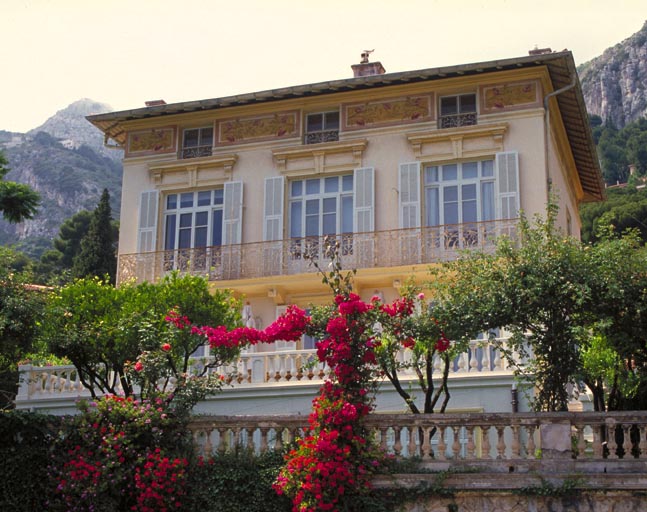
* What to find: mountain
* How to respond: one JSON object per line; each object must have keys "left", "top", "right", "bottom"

{"left": 29, "top": 99, "right": 122, "bottom": 162}
{"left": 0, "top": 101, "right": 122, "bottom": 258}
{"left": 579, "top": 21, "right": 647, "bottom": 128}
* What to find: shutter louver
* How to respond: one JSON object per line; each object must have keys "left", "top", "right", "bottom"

{"left": 495, "top": 152, "right": 520, "bottom": 220}
{"left": 223, "top": 181, "right": 243, "bottom": 245}
{"left": 353, "top": 167, "right": 374, "bottom": 233}
{"left": 263, "top": 176, "right": 284, "bottom": 241}
{"left": 398, "top": 162, "right": 421, "bottom": 228}
{"left": 137, "top": 190, "right": 159, "bottom": 253}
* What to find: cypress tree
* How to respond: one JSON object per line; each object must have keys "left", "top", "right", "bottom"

{"left": 73, "top": 189, "right": 117, "bottom": 283}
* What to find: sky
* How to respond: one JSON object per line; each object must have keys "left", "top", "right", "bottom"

{"left": 1, "top": 0, "right": 646, "bottom": 133}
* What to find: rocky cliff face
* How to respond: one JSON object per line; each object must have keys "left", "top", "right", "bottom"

{"left": 0, "top": 101, "right": 122, "bottom": 256}
{"left": 580, "top": 21, "right": 647, "bottom": 128}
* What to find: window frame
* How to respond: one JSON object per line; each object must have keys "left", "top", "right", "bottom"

{"left": 438, "top": 93, "right": 477, "bottom": 129}
{"left": 181, "top": 126, "right": 214, "bottom": 159}
{"left": 304, "top": 110, "right": 340, "bottom": 144}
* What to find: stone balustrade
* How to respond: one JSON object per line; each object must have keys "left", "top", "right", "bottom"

{"left": 188, "top": 411, "right": 647, "bottom": 470}
{"left": 16, "top": 337, "right": 512, "bottom": 409}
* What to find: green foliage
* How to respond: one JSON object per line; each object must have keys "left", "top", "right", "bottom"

{"left": 40, "top": 272, "right": 240, "bottom": 406}
{"left": 186, "top": 450, "right": 292, "bottom": 512}
{"left": 591, "top": 116, "right": 647, "bottom": 185}
{"left": 72, "top": 188, "right": 117, "bottom": 283}
{"left": 0, "top": 150, "right": 40, "bottom": 224}
{"left": 0, "top": 410, "right": 61, "bottom": 511}
{"left": 431, "top": 204, "right": 592, "bottom": 411}
{"left": 49, "top": 395, "right": 192, "bottom": 511}
{"left": 0, "top": 247, "right": 46, "bottom": 408}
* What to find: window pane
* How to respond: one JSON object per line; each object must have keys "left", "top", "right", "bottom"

{"left": 440, "top": 96, "right": 457, "bottom": 116}
{"left": 442, "top": 164, "right": 458, "bottom": 181}
{"left": 214, "top": 189, "right": 224, "bottom": 205}
{"left": 199, "top": 127, "right": 213, "bottom": 146}
{"left": 164, "top": 215, "right": 176, "bottom": 250}
{"left": 444, "top": 185, "right": 458, "bottom": 202}
{"left": 323, "top": 197, "right": 336, "bottom": 214}
{"left": 460, "top": 94, "right": 476, "bottom": 113}
{"left": 444, "top": 201, "right": 458, "bottom": 225}
{"left": 179, "top": 212, "right": 192, "bottom": 228}
{"left": 425, "top": 187, "right": 439, "bottom": 226}
{"left": 306, "top": 114, "right": 323, "bottom": 132}
{"left": 342, "top": 175, "right": 353, "bottom": 192}
{"left": 290, "top": 202, "right": 302, "bottom": 237}
{"left": 341, "top": 195, "right": 353, "bottom": 233}
{"left": 425, "top": 166, "right": 439, "bottom": 183}
{"left": 180, "top": 193, "right": 193, "bottom": 208}
{"left": 324, "top": 111, "right": 340, "bottom": 130}
{"left": 305, "top": 215, "right": 319, "bottom": 237}
{"left": 481, "top": 182, "right": 495, "bottom": 221}
{"left": 166, "top": 194, "right": 177, "bottom": 210}
{"left": 306, "top": 199, "right": 319, "bottom": 215}
{"left": 195, "top": 227, "right": 207, "bottom": 247}
{"left": 183, "top": 129, "right": 199, "bottom": 148}
{"left": 178, "top": 230, "right": 191, "bottom": 249}
{"left": 291, "top": 180, "right": 303, "bottom": 197}
{"left": 195, "top": 211, "right": 208, "bottom": 225}
{"left": 462, "top": 184, "right": 477, "bottom": 222}
{"left": 306, "top": 179, "right": 320, "bottom": 195}
{"left": 212, "top": 210, "right": 223, "bottom": 245}
{"left": 324, "top": 176, "right": 338, "bottom": 193}
{"left": 197, "top": 191, "right": 211, "bottom": 206}
{"left": 462, "top": 162, "right": 478, "bottom": 179}
{"left": 322, "top": 213, "right": 336, "bottom": 235}
{"left": 482, "top": 160, "right": 494, "bottom": 177}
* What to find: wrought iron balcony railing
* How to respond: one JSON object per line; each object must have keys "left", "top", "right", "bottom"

{"left": 304, "top": 130, "right": 339, "bottom": 144}
{"left": 181, "top": 145, "right": 213, "bottom": 159}
{"left": 439, "top": 112, "right": 477, "bottom": 129}
{"left": 117, "top": 218, "right": 518, "bottom": 285}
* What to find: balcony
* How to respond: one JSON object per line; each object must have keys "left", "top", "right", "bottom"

{"left": 117, "top": 218, "right": 518, "bottom": 285}
{"left": 180, "top": 145, "right": 213, "bottom": 159}
{"left": 304, "top": 130, "right": 339, "bottom": 144}
{"left": 438, "top": 112, "right": 477, "bottom": 129}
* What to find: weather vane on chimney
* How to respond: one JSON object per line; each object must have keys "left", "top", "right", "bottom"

{"left": 360, "top": 49, "right": 374, "bottom": 64}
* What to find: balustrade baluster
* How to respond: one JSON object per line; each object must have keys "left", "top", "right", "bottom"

{"left": 466, "top": 426, "right": 476, "bottom": 459}
{"left": 284, "top": 354, "right": 294, "bottom": 381}
{"left": 437, "top": 426, "right": 447, "bottom": 460}
{"left": 622, "top": 425, "right": 633, "bottom": 459}
{"left": 575, "top": 425, "right": 586, "bottom": 458}
{"left": 639, "top": 425, "right": 647, "bottom": 459}
{"left": 526, "top": 426, "right": 536, "bottom": 459}
{"left": 496, "top": 426, "right": 506, "bottom": 459}
{"left": 607, "top": 423, "right": 619, "bottom": 459}
{"left": 481, "top": 426, "right": 492, "bottom": 459}
{"left": 274, "top": 428, "right": 283, "bottom": 451}
{"left": 481, "top": 343, "right": 491, "bottom": 372}
{"left": 469, "top": 344, "right": 479, "bottom": 372}
{"left": 452, "top": 426, "right": 461, "bottom": 459}
{"left": 245, "top": 427, "right": 254, "bottom": 450}
{"left": 393, "top": 427, "right": 403, "bottom": 456}
{"left": 421, "top": 427, "right": 432, "bottom": 460}
{"left": 260, "top": 428, "right": 269, "bottom": 454}
{"left": 379, "top": 427, "right": 389, "bottom": 453}
{"left": 511, "top": 425, "right": 521, "bottom": 458}
{"left": 493, "top": 347, "right": 503, "bottom": 370}
{"left": 217, "top": 427, "right": 227, "bottom": 452}
{"left": 407, "top": 426, "right": 417, "bottom": 457}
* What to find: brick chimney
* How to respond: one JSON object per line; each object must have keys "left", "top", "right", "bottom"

{"left": 351, "top": 50, "right": 386, "bottom": 77}
{"left": 528, "top": 46, "right": 553, "bottom": 56}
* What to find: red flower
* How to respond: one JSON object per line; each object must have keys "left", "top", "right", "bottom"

{"left": 134, "top": 361, "right": 144, "bottom": 372}
{"left": 161, "top": 343, "right": 171, "bottom": 352}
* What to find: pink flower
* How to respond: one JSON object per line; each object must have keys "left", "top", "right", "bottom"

{"left": 134, "top": 361, "right": 144, "bottom": 372}
{"left": 417, "top": 292, "right": 425, "bottom": 300}
{"left": 161, "top": 343, "right": 171, "bottom": 352}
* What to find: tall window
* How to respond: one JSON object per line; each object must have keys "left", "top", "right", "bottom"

{"left": 181, "top": 127, "right": 213, "bottom": 159}
{"left": 424, "top": 160, "right": 494, "bottom": 226}
{"left": 289, "top": 175, "right": 353, "bottom": 257}
{"left": 305, "top": 111, "right": 340, "bottom": 144}
{"left": 164, "top": 189, "right": 224, "bottom": 260}
{"left": 439, "top": 94, "right": 477, "bottom": 129}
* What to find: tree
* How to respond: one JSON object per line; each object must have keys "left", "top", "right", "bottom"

{"left": 40, "top": 273, "right": 239, "bottom": 407}
{"left": 0, "top": 150, "right": 40, "bottom": 223}
{"left": 72, "top": 188, "right": 117, "bottom": 283}
{"left": 0, "top": 248, "right": 46, "bottom": 408}
{"left": 430, "top": 204, "right": 593, "bottom": 411}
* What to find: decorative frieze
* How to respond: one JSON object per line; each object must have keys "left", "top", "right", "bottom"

{"left": 126, "top": 127, "right": 177, "bottom": 157}
{"left": 343, "top": 95, "right": 433, "bottom": 130}
{"left": 217, "top": 111, "right": 299, "bottom": 144}
{"left": 480, "top": 80, "right": 541, "bottom": 114}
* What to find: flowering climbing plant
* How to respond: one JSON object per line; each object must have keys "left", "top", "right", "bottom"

{"left": 194, "top": 240, "right": 457, "bottom": 511}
